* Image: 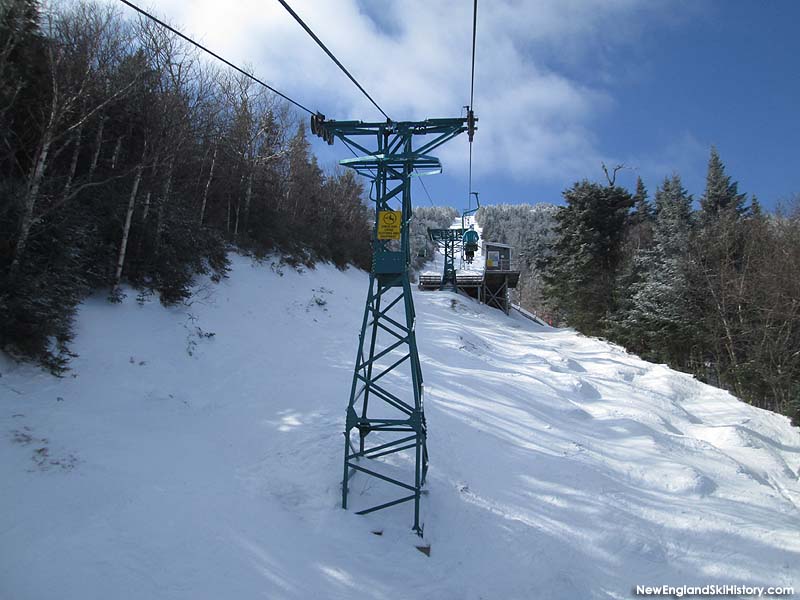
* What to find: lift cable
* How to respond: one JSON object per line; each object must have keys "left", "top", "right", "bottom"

{"left": 117, "top": 0, "right": 315, "bottom": 115}
{"left": 468, "top": 142, "right": 474, "bottom": 209}
{"left": 276, "top": 0, "right": 391, "bottom": 122}
{"left": 469, "top": 0, "right": 478, "bottom": 110}
{"left": 416, "top": 171, "right": 436, "bottom": 207}
{"left": 467, "top": 0, "right": 478, "bottom": 210}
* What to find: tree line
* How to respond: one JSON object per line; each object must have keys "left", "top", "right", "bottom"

{"left": 0, "top": 0, "right": 371, "bottom": 371}
{"left": 534, "top": 151, "right": 798, "bottom": 425}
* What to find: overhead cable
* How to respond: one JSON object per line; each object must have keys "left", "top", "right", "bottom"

{"left": 468, "top": 142, "right": 474, "bottom": 209}
{"left": 467, "top": 0, "right": 478, "bottom": 206}
{"left": 117, "top": 0, "right": 315, "bottom": 115}
{"left": 417, "top": 171, "right": 435, "bottom": 207}
{"left": 469, "top": 0, "right": 478, "bottom": 110}
{"left": 276, "top": 0, "right": 391, "bottom": 121}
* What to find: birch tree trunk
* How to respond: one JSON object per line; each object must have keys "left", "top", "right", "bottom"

{"left": 141, "top": 191, "right": 151, "bottom": 222}
{"left": 111, "top": 135, "right": 122, "bottom": 169}
{"left": 199, "top": 143, "right": 217, "bottom": 225}
{"left": 88, "top": 115, "right": 105, "bottom": 179}
{"left": 9, "top": 105, "right": 57, "bottom": 275}
{"left": 62, "top": 124, "right": 82, "bottom": 197}
{"left": 141, "top": 153, "right": 159, "bottom": 223}
{"left": 112, "top": 160, "right": 144, "bottom": 295}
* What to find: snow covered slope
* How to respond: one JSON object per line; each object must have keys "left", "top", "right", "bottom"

{"left": 1, "top": 255, "right": 798, "bottom": 600}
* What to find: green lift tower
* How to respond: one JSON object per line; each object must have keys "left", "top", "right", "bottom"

{"left": 311, "top": 114, "right": 474, "bottom": 534}
{"left": 427, "top": 228, "right": 465, "bottom": 291}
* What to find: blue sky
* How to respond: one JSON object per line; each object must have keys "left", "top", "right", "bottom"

{"left": 396, "top": 0, "right": 800, "bottom": 211}
{"left": 586, "top": 0, "right": 800, "bottom": 210}
{"left": 138, "top": 0, "right": 799, "bottom": 211}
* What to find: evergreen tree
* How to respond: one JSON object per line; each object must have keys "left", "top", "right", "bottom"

{"left": 699, "top": 146, "right": 746, "bottom": 222}
{"left": 627, "top": 177, "right": 654, "bottom": 250}
{"left": 322, "top": 168, "right": 371, "bottom": 270}
{"left": 616, "top": 175, "right": 693, "bottom": 363}
{"left": 541, "top": 180, "right": 632, "bottom": 334}
{"left": 0, "top": 0, "right": 44, "bottom": 174}
{"left": 688, "top": 148, "right": 751, "bottom": 394}
{"left": 748, "top": 195, "right": 763, "bottom": 219}
{"left": 286, "top": 123, "right": 324, "bottom": 243}
{"left": 609, "top": 177, "right": 654, "bottom": 337}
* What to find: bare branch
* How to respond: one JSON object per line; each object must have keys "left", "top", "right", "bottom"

{"left": 601, "top": 162, "right": 626, "bottom": 187}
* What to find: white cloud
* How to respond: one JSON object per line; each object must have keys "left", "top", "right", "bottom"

{"left": 117, "top": 0, "right": 687, "bottom": 183}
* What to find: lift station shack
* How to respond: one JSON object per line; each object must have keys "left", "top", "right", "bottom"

{"left": 484, "top": 242, "right": 512, "bottom": 271}
{"left": 480, "top": 242, "right": 519, "bottom": 313}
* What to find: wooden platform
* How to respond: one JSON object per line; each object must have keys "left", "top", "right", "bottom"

{"left": 417, "top": 269, "right": 520, "bottom": 314}
{"left": 418, "top": 272, "right": 487, "bottom": 289}
{"left": 485, "top": 270, "right": 520, "bottom": 288}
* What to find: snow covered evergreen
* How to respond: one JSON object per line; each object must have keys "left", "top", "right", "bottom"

{"left": 617, "top": 175, "right": 694, "bottom": 364}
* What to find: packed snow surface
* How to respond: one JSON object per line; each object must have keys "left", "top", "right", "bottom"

{"left": 1, "top": 254, "right": 799, "bottom": 599}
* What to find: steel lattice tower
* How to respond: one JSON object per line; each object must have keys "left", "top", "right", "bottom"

{"left": 312, "top": 117, "right": 469, "bottom": 533}
{"left": 428, "top": 228, "right": 466, "bottom": 291}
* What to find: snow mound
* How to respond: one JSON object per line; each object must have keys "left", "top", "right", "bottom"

{"left": 1, "top": 254, "right": 798, "bottom": 599}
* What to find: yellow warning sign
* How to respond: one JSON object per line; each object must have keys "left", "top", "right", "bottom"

{"left": 377, "top": 210, "right": 402, "bottom": 240}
